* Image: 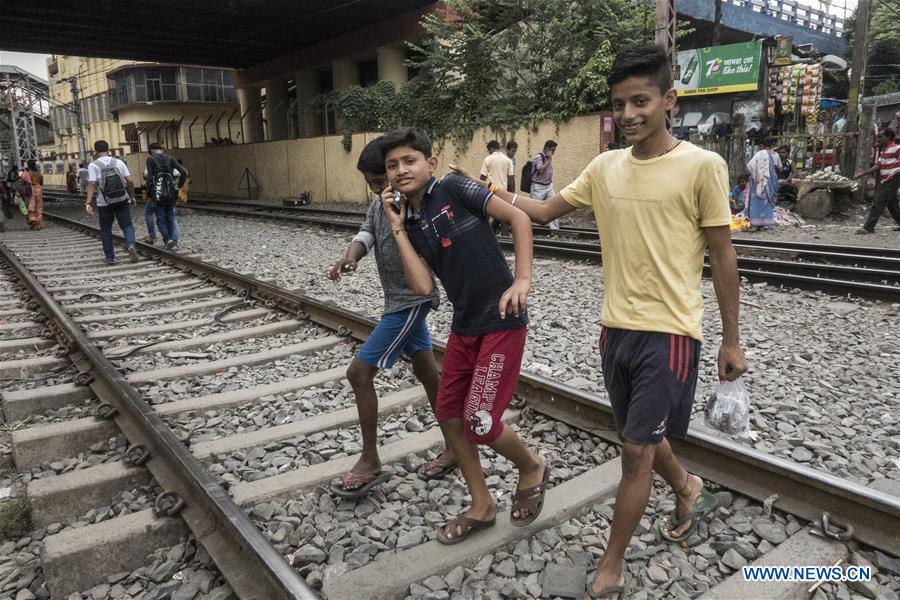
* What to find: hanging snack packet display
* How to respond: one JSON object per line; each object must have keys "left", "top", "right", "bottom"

{"left": 704, "top": 377, "right": 751, "bottom": 439}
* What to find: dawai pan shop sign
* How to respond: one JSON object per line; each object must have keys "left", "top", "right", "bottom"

{"left": 675, "top": 41, "right": 762, "bottom": 97}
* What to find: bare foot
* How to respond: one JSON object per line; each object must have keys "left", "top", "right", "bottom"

{"left": 670, "top": 473, "right": 703, "bottom": 538}
{"left": 585, "top": 561, "right": 625, "bottom": 600}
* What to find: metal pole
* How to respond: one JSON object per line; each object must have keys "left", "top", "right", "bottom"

{"left": 214, "top": 110, "right": 226, "bottom": 140}
{"left": 202, "top": 113, "right": 213, "bottom": 145}
{"left": 226, "top": 108, "right": 238, "bottom": 142}
{"left": 656, "top": 0, "right": 676, "bottom": 130}
{"left": 5, "top": 74, "right": 20, "bottom": 168}
{"left": 846, "top": 0, "right": 871, "bottom": 177}
{"left": 69, "top": 77, "right": 88, "bottom": 164}
{"left": 186, "top": 116, "right": 198, "bottom": 148}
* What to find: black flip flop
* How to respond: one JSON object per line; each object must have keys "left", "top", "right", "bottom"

{"left": 329, "top": 470, "right": 394, "bottom": 499}
{"left": 586, "top": 574, "right": 630, "bottom": 599}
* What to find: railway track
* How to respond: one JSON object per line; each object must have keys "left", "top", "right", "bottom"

{"left": 0, "top": 210, "right": 896, "bottom": 599}
{"left": 41, "top": 190, "right": 900, "bottom": 302}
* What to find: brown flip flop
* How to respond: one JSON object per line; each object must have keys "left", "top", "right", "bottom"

{"left": 436, "top": 514, "right": 496, "bottom": 545}
{"left": 418, "top": 457, "right": 458, "bottom": 481}
{"left": 511, "top": 464, "right": 550, "bottom": 527}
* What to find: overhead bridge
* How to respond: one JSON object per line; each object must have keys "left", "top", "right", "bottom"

{"left": 679, "top": 0, "right": 849, "bottom": 55}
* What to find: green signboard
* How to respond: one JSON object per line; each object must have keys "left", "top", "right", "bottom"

{"left": 674, "top": 41, "right": 762, "bottom": 97}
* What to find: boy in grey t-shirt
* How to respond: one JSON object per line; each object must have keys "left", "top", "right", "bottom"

{"left": 327, "top": 137, "right": 455, "bottom": 498}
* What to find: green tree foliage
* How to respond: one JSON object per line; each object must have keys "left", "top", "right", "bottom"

{"left": 843, "top": 1, "right": 900, "bottom": 96}
{"left": 321, "top": 0, "right": 666, "bottom": 150}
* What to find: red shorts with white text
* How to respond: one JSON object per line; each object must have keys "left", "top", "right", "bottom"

{"left": 435, "top": 327, "right": 527, "bottom": 445}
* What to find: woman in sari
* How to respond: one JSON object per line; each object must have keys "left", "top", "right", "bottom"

{"left": 22, "top": 159, "right": 45, "bottom": 230}
{"left": 746, "top": 136, "right": 781, "bottom": 230}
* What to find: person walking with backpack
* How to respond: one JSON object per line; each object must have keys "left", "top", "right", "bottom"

{"left": 528, "top": 140, "right": 559, "bottom": 230}
{"left": 85, "top": 140, "right": 139, "bottom": 264}
{"left": 146, "top": 143, "right": 187, "bottom": 250}
{"left": 77, "top": 162, "right": 89, "bottom": 196}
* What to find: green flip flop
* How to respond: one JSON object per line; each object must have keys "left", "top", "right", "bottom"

{"left": 658, "top": 488, "right": 718, "bottom": 543}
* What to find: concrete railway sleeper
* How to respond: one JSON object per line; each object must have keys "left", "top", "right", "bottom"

{"left": 0, "top": 220, "right": 895, "bottom": 600}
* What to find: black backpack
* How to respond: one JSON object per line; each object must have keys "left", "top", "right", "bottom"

{"left": 94, "top": 158, "right": 129, "bottom": 204}
{"left": 150, "top": 155, "right": 178, "bottom": 206}
{"left": 520, "top": 160, "right": 534, "bottom": 194}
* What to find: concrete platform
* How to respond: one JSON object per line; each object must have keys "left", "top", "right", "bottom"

{"left": 126, "top": 335, "right": 344, "bottom": 384}
{"left": 55, "top": 278, "right": 207, "bottom": 302}
{"left": 72, "top": 296, "right": 240, "bottom": 323}
{"left": 37, "top": 265, "right": 169, "bottom": 282}
{"left": 65, "top": 287, "right": 220, "bottom": 310}
{"left": 28, "top": 461, "right": 150, "bottom": 527}
{"left": 0, "top": 355, "right": 66, "bottom": 378}
{"left": 323, "top": 457, "right": 622, "bottom": 600}
{"left": 41, "top": 509, "right": 187, "bottom": 598}
{"left": 154, "top": 366, "right": 346, "bottom": 416}
{"left": 193, "top": 385, "right": 426, "bottom": 458}
{"left": 2, "top": 383, "right": 94, "bottom": 422}
{"left": 0, "top": 320, "right": 39, "bottom": 333}
{"left": 84, "top": 309, "right": 275, "bottom": 340}
{"left": 0, "top": 336, "right": 53, "bottom": 353}
{"left": 12, "top": 417, "right": 118, "bottom": 469}
{"left": 698, "top": 527, "right": 847, "bottom": 599}
{"left": 45, "top": 272, "right": 189, "bottom": 294}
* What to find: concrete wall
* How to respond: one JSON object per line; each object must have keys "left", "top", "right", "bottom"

{"left": 115, "top": 114, "right": 606, "bottom": 203}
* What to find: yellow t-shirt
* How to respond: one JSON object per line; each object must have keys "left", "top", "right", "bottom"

{"left": 560, "top": 142, "right": 731, "bottom": 341}
{"left": 480, "top": 152, "right": 514, "bottom": 191}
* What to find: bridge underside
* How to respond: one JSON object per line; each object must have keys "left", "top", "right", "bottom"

{"left": 2, "top": 0, "right": 435, "bottom": 68}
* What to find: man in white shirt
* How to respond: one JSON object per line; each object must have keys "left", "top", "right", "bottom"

{"left": 479, "top": 140, "right": 515, "bottom": 192}
{"left": 85, "top": 140, "right": 139, "bottom": 264}
{"left": 480, "top": 140, "right": 515, "bottom": 235}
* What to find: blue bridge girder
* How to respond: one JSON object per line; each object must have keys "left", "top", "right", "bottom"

{"left": 679, "top": 0, "right": 849, "bottom": 56}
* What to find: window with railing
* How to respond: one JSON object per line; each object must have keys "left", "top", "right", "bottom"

{"left": 108, "top": 67, "right": 235, "bottom": 109}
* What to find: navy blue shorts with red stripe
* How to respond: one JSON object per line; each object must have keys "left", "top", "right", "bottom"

{"left": 599, "top": 326, "right": 701, "bottom": 445}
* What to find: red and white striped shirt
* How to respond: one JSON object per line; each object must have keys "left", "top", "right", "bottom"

{"left": 876, "top": 142, "right": 900, "bottom": 183}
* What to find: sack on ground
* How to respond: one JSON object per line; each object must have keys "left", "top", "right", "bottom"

{"left": 704, "top": 377, "right": 750, "bottom": 438}
{"left": 97, "top": 159, "right": 129, "bottom": 204}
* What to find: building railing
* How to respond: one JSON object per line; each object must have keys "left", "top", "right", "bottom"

{"left": 724, "top": 0, "right": 847, "bottom": 37}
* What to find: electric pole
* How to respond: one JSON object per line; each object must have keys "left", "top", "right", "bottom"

{"left": 846, "top": 0, "right": 870, "bottom": 177}
{"left": 656, "top": 0, "right": 676, "bottom": 130}
{"left": 69, "top": 77, "right": 88, "bottom": 164}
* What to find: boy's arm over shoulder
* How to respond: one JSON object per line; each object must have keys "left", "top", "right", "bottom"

{"left": 696, "top": 152, "right": 732, "bottom": 227}
{"left": 445, "top": 172, "right": 492, "bottom": 216}
{"left": 560, "top": 153, "right": 605, "bottom": 209}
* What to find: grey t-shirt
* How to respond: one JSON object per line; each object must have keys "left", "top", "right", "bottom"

{"left": 352, "top": 197, "right": 439, "bottom": 315}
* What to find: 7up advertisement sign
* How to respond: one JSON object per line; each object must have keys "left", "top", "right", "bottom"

{"left": 675, "top": 41, "right": 762, "bottom": 96}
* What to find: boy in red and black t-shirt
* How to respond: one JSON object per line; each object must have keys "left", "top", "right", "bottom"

{"left": 855, "top": 127, "right": 900, "bottom": 233}
{"left": 379, "top": 126, "right": 548, "bottom": 545}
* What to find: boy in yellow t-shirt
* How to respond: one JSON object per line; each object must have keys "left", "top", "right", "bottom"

{"left": 452, "top": 44, "right": 748, "bottom": 599}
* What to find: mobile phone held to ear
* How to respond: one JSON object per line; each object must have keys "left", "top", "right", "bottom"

{"left": 391, "top": 191, "right": 402, "bottom": 214}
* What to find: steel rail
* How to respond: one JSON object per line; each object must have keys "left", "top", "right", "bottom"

{"left": 137, "top": 202, "right": 900, "bottom": 301}
{"left": 178, "top": 196, "right": 900, "bottom": 261}
{"left": 44, "top": 211, "right": 900, "bottom": 556}
{"left": 0, "top": 238, "right": 319, "bottom": 600}
{"left": 45, "top": 191, "right": 900, "bottom": 263}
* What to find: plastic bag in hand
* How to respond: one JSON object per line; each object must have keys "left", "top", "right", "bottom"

{"left": 704, "top": 377, "right": 750, "bottom": 438}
